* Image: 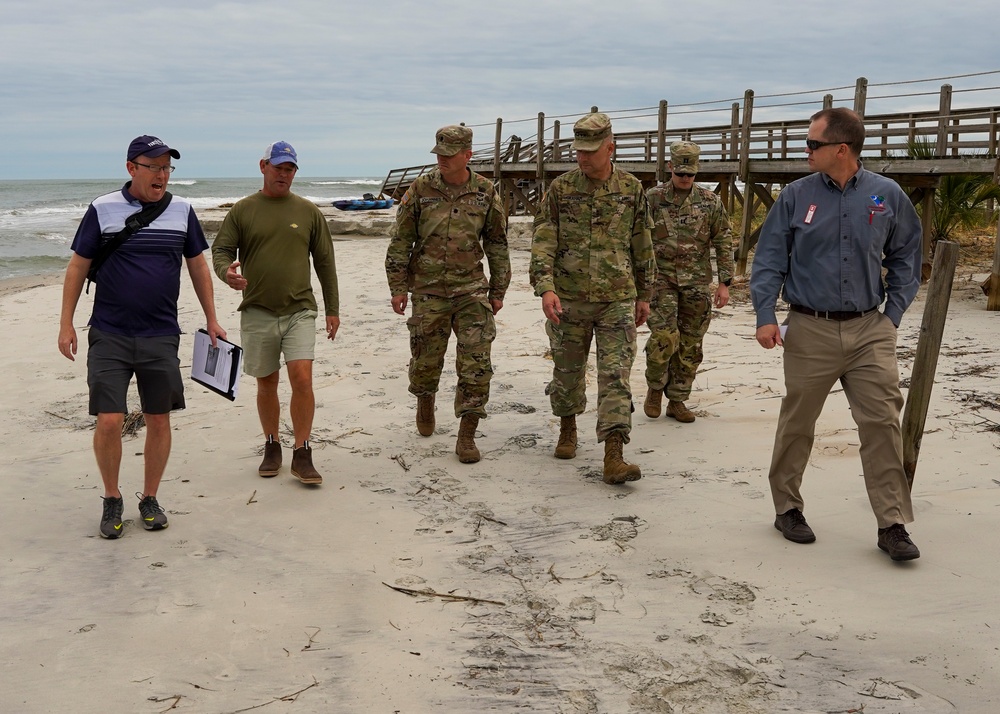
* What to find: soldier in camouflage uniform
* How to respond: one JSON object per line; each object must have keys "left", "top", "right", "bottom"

{"left": 643, "top": 141, "right": 734, "bottom": 423}
{"left": 530, "top": 113, "right": 656, "bottom": 484}
{"left": 386, "top": 125, "right": 511, "bottom": 463}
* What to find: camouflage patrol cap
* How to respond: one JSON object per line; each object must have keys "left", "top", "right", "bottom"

{"left": 670, "top": 140, "right": 700, "bottom": 175}
{"left": 572, "top": 113, "right": 613, "bottom": 151}
{"left": 431, "top": 125, "right": 473, "bottom": 156}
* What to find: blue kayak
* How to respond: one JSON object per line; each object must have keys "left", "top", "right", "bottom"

{"left": 332, "top": 198, "right": 395, "bottom": 211}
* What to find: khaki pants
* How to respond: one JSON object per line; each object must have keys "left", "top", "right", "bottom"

{"left": 768, "top": 310, "right": 913, "bottom": 528}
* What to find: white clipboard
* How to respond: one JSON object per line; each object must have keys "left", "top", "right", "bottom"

{"left": 190, "top": 329, "right": 242, "bottom": 401}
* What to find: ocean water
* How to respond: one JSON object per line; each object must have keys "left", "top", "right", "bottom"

{"left": 0, "top": 176, "right": 385, "bottom": 281}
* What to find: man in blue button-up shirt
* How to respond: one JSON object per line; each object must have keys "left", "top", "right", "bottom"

{"left": 750, "top": 107, "right": 922, "bottom": 562}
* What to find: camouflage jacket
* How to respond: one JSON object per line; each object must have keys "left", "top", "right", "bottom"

{"left": 530, "top": 166, "right": 655, "bottom": 302}
{"left": 646, "top": 182, "right": 734, "bottom": 289}
{"left": 386, "top": 169, "right": 510, "bottom": 301}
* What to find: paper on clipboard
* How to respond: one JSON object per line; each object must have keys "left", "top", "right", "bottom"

{"left": 190, "top": 329, "right": 242, "bottom": 401}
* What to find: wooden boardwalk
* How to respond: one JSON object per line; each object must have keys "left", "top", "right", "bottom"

{"left": 380, "top": 75, "right": 1000, "bottom": 309}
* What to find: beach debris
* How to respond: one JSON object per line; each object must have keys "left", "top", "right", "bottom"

{"left": 122, "top": 409, "right": 145, "bottom": 437}
{"left": 382, "top": 581, "right": 505, "bottom": 606}
{"left": 149, "top": 695, "right": 182, "bottom": 712}
{"left": 226, "top": 678, "right": 319, "bottom": 712}
{"left": 301, "top": 627, "right": 326, "bottom": 652}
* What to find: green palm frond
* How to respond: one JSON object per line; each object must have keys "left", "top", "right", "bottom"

{"left": 904, "top": 139, "right": 1000, "bottom": 241}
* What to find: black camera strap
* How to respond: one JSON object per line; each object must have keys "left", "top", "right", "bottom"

{"left": 85, "top": 192, "right": 172, "bottom": 293}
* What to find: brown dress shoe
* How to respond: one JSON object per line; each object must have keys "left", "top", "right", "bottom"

{"left": 643, "top": 388, "right": 662, "bottom": 418}
{"left": 258, "top": 435, "right": 282, "bottom": 477}
{"left": 666, "top": 400, "right": 696, "bottom": 423}
{"left": 774, "top": 508, "right": 816, "bottom": 543}
{"left": 878, "top": 524, "right": 920, "bottom": 561}
{"left": 291, "top": 441, "right": 323, "bottom": 485}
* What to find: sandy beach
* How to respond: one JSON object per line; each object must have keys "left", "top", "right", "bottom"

{"left": 2, "top": 212, "right": 999, "bottom": 713}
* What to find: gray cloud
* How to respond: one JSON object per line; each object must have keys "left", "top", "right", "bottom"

{"left": 4, "top": 0, "right": 998, "bottom": 178}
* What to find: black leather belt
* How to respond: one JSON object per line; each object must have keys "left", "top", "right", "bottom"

{"left": 789, "top": 304, "right": 878, "bottom": 321}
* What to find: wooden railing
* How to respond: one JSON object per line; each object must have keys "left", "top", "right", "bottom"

{"left": 380, "top": 74, "right": 1000, "bottom": 308}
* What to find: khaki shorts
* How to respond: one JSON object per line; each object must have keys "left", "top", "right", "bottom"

{"left": 240, "top": 307, "right": 317, "bottom": 378}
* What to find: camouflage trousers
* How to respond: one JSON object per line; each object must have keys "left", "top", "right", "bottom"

{"left": 644, "top": 284, "right": 712, "bottom": 401}
{"left": 545, "top": 299, "right": 637, "bottom": 443}
{"left": 406, "top": 291, "right": 496, "bottom": 419}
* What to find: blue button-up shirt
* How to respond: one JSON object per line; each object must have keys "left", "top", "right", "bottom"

{"left": 750, "top": 164, "right": 921, "bottom": 327}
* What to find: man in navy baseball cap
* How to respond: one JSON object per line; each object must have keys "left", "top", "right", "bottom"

{"left": 127, "top": 135, "right": 180, "bottom": 161}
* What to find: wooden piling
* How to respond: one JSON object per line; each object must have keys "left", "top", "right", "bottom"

{"left": 902, "top": 240, "right": 959, "bottom": 490}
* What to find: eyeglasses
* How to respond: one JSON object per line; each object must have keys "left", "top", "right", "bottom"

{"left": 805, "top": 139, "right": 843, "bottom": 151}
{"left": 672, "top": 171, "right": 696, "bottom": 178}
{"left": 132, "top": 162, "right": 175, "bottom": 174}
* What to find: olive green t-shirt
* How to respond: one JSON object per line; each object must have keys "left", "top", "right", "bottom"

{"left": 212, "top": 192, "right": 339, "bottom": 316}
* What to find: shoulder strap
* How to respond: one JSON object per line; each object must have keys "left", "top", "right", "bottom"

{"left": 86, "top": 192, "right": 173, "bottom": 293}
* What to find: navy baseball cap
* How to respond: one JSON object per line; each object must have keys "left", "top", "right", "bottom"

{"left": 127, "top": 135, "right": 180, "bottom": 161}
{"left": 262, "top": 141, "right": 298, "bottom": 167}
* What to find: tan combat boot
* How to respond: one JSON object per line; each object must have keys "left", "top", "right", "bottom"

{"left": 291, "top": 441, "right": 323, "bottom": 485}
{"left": 258, "top": 434, "right": 282, "bottom": 477}
{"left": 643, "top": 387, "right": 663, "bottom": 418}
{"left": 416, "top": 394, "right": 435, "bottom": 436}
{"left": 455, "top": 414, "right": 481, "bottom": 463}
{"left": 554, "top": 415, "right": 577, "bottom": 459}
{"left": 603, "top": 432, "right": 642, "bottom": 484}
{"left": 666, "top": 400, "right": 696, "bottom": 423}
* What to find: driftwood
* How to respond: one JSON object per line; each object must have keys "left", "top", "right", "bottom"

{"left": 382, "top": 581, "right": 505, "bottom": 606}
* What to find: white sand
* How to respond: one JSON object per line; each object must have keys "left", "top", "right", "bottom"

{"left": 2, "top": 216, "right": 999, "bottom": 712}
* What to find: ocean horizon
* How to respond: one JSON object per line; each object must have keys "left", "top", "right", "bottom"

{"left": 0, "top": 176, "right": 385, "bottom": 281}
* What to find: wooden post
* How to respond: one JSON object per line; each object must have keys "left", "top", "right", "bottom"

{"left": 737, "top": 186, "right": 755, "bottom": 276}
{"left": 657, "top": 100, "right": 668, "bottom": 184}
{"left": 990, "top": 109, "right": 998, "bottom": 158}
{"left": 728, "top": 102, "right": 740, "bottom": 214}
{"left": 494, "top": 118, "right": 505, "bottom": 214}
{"left": 736, "top": 90, "right": 755, "bottom": 275}
{"left": 902, "top": 240, "right": 959, "bottom": 489}
{"left": 989, "top": 212, "right": 1000, "bottom": 310}
{"left": 536, "top": 112, "right": 545, "bottom": 184}
{"left": 552, "top": 120, "right": 561, "bottom": 162}
{"left": 853, "top": 77, "right": 868, "bottom": 118}
{"left": 823, "top": 93, "right": 833, "bottom": 110}
{"left": 921, "top": 189, "right": 935, "bottom": 282}
{"left": 738, "top": 90, "right": 754, "bottom": 184}
{"left": 936, "top": 84, "right": 953, "bottom": 156}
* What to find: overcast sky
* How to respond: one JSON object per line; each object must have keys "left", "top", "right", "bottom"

{"left": 4, "top": 0, "right": 998, "bottom": 180}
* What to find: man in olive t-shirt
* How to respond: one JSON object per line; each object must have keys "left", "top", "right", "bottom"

{"left": 212, "top": 141, "right": 340, "bottom": 486}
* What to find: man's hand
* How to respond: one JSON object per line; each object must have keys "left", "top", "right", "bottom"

{"left": 391, "top": 294, "right": 408, "bottom": 315}
{"left": 756, "top": 324, "right": 782, "bottom": 349}
{"left": 713, "top": 284, "right": 730, "bottom": 309}
{"left": 541, "top": 291, "right": 562, "bottom": 325}
{"left": 58, "top": 325, "right": 77, "bottom": 361}
{"left": 326, "top": 316, "right": 341, "bottom": 341}
{"left": 205, "top": 320, "right": 227, "bottom": 347}
{"left": 490, "top": 298, "right": 504, "bottom": 316}
{"left": 225, "top": 261, "right": 247, "bottom": 291}
{"left": 634, "top": 300, "right": 650, "bottom": 327}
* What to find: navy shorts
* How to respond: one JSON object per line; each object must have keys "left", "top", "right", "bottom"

{"left": 86, "top": 327, "right": 185, "bottom": 416}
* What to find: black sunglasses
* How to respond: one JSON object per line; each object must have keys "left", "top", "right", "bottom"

{"left": 805, "top": 139, "right": 843, "bottom": 151}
